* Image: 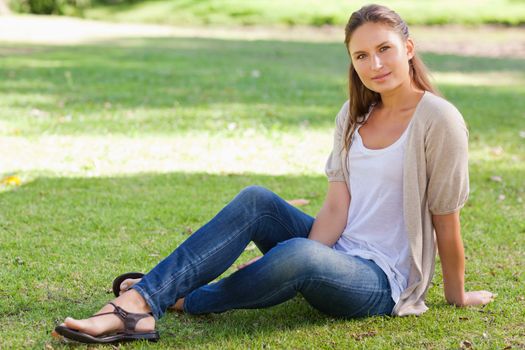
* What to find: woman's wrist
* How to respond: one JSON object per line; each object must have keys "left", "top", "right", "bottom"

{"left": 446, "top": 292, "right": 466, "bottom": 307}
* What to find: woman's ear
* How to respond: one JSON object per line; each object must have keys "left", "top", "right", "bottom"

{"left": 406, "top": 38, "right": 415, "bottom": 60}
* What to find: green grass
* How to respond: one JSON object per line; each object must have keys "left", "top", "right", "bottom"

{"left": 81, "top": 0, "right": 525, "bottom": 27}
{"left": 0, "top": 34, "right": 524, "bottom": 349}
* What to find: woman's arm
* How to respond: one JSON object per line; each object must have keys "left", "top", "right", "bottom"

{"left": 308, "top": 181, "right": 350, "bottom": 247}
{"left": 433, "top": 211, "right": 494, "bottom": 306}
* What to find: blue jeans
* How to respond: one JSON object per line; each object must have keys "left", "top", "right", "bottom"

{"left": 133, "top": 186, "right": 395, "bottom": 320}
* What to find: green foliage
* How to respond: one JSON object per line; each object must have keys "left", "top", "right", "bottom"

{"left": 92, "top": 0, "right": 138, "bottom": 5}
{"left": 9, "top": 0, "right": 90, "bottom": 15}
{"left": 27, "top": 0, "right": 56, "bottom": 14}
{"left": 310, "top": 15, "right": 337, "bottom": 27}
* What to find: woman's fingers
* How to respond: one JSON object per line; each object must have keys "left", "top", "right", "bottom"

{"left": 464, "top": 290, "right": 496, "bottom": 306}
{"left": 479, "top": 290, "right": 496, "bottom": 304}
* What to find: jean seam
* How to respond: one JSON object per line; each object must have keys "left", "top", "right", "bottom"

{"left": 148, "top": 211, "right": 305, "bottom": 299}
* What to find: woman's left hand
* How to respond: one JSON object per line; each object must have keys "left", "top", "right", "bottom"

{"left": 462, "top": 290, "right": 495, "bottom": 306}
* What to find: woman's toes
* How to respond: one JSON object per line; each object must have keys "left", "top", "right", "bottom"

{"left": 62, "top": 305, "right": 124, "bottom": 336}
{"left": 58, "top": 292, "right": 155, "bottom": 338}
{"left": 64, "top": 317, "right": 96, "bottom": 334}
{"left": 120, "top": 278, "right": 142, "bottom": 294}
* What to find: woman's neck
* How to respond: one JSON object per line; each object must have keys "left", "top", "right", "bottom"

{"left": 378, "top": 83, "right": 424, "bottom": 111}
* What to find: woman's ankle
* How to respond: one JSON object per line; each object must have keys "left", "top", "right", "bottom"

{"left": 118, "top": 289, "right": 151, "bottom": 313}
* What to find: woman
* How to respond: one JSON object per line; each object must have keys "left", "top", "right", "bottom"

{"left": 54, "top": 4, "right": 493, "bottom": 344}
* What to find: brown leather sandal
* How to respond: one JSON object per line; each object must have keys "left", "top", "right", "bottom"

{"left": 53, "top": 302, "right": 159, "bottom": 344}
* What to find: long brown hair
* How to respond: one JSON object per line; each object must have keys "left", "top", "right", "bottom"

{"left": 342, "top": 4, "right": 440, "bottom": 151}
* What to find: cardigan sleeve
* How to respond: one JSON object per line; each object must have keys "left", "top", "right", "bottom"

{"left": 324, "top": 101, "right": 349, "bottom": 182}
{"left": 425, "top": 103, "right": 470, "bottom": 215}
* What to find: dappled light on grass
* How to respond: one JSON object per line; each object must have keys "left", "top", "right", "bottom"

{"left": 433, "top": 71, "right": 525, "bottom": 87}
{"left": 470, "top": 143, "right": 524, "bottom": 164}
{"left": 0, "top": 39, "right": 347, "bottom": 136}
{"left": 2, "top": 131, "right": 331, "bottom": 177}
{"left": 2, "top": 39, "right": 524, "bottom": 137}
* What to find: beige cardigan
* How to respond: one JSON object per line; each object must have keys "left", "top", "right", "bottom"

{"left": 325, "top": 91, "right": 469, "bottom": 316}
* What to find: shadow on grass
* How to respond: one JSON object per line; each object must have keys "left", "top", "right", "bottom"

{"left": 0, "top": 37, "right": 524, "bottom": 136}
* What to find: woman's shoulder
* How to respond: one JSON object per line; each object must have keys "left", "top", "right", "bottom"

{"left": 418, "top": 92, "right": 464, "bottom": 124}
{"left": 336, "top": 99, "right": 350, "bottom": 118}
{"left": 334, "top": 99, "right": 351, "bottom": 128}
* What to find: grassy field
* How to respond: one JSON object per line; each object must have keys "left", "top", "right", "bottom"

{"left": 82, "top": 0, "right": 525, "bottom": 26}
{"left": 1, "top": 33, "right": 524, "bottom": 349}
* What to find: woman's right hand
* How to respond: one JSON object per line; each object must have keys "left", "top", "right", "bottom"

{"left": 237, "top": 256, "right": 262, "bottom": 270}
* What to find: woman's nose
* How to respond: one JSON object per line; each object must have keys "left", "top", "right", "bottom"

{"left": 371, "top": 54, "right": 383, "bottom": 70}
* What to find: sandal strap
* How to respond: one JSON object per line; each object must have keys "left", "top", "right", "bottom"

{"left": 89, "top": 302, "right": 153, "bottom": 332}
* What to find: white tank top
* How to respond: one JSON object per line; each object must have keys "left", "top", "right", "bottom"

{"left": 333, "top": 122, "right": 412, "bottom": 303}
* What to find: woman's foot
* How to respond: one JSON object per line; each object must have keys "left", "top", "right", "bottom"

{"left": 118, "top": 277, "right": 184, "bottom": 312}
{"left": 57, "top": 289, "right": 155, "bottom": 337}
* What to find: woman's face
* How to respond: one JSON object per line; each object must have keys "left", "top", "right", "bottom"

{"left": 348, "top": 22, "right": 414, "bottom": 94}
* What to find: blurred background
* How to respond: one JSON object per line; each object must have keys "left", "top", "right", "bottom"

{"left": 2, "top": 0, "right": 525, "bottom": 26}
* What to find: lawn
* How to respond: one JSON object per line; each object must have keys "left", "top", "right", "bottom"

{"left": 81, "top": 0, "right": 525, "bottom": 26}
{"left": 0, "top": 33, "right": 524, "bottom": 349}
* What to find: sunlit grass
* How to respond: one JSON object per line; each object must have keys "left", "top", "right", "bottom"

{"left": 2, "top": 131, "right": 331, "bottom": 179}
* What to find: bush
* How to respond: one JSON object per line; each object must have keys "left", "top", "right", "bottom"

{"left": 9, "top": 0, "right": 90, "bottom": 15}
{"left": 309, "top": 15, "right": 336, "bottom": 27}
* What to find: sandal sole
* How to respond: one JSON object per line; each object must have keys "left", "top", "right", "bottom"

{"left": 54, "top": 325, "right": 159, "bottom": 344}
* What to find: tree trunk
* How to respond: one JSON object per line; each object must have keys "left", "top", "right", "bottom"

{"left": 0, "top": 0, "right": 12, "bottom": 15}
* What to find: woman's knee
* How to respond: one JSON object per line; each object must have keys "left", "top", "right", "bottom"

{"left": 235, "top": 185, "right": 278, "bottom": 212}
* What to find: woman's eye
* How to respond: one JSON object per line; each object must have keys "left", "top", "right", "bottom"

{"left": 356, "top": 54, "right": 366, "bottom": 60}
{"left": 380, "top": 46, "right": 390, "bottom": 52}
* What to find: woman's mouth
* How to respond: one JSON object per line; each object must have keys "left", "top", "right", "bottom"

{"left": 372, "top": 72, "right": 391, "bottom": 81}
